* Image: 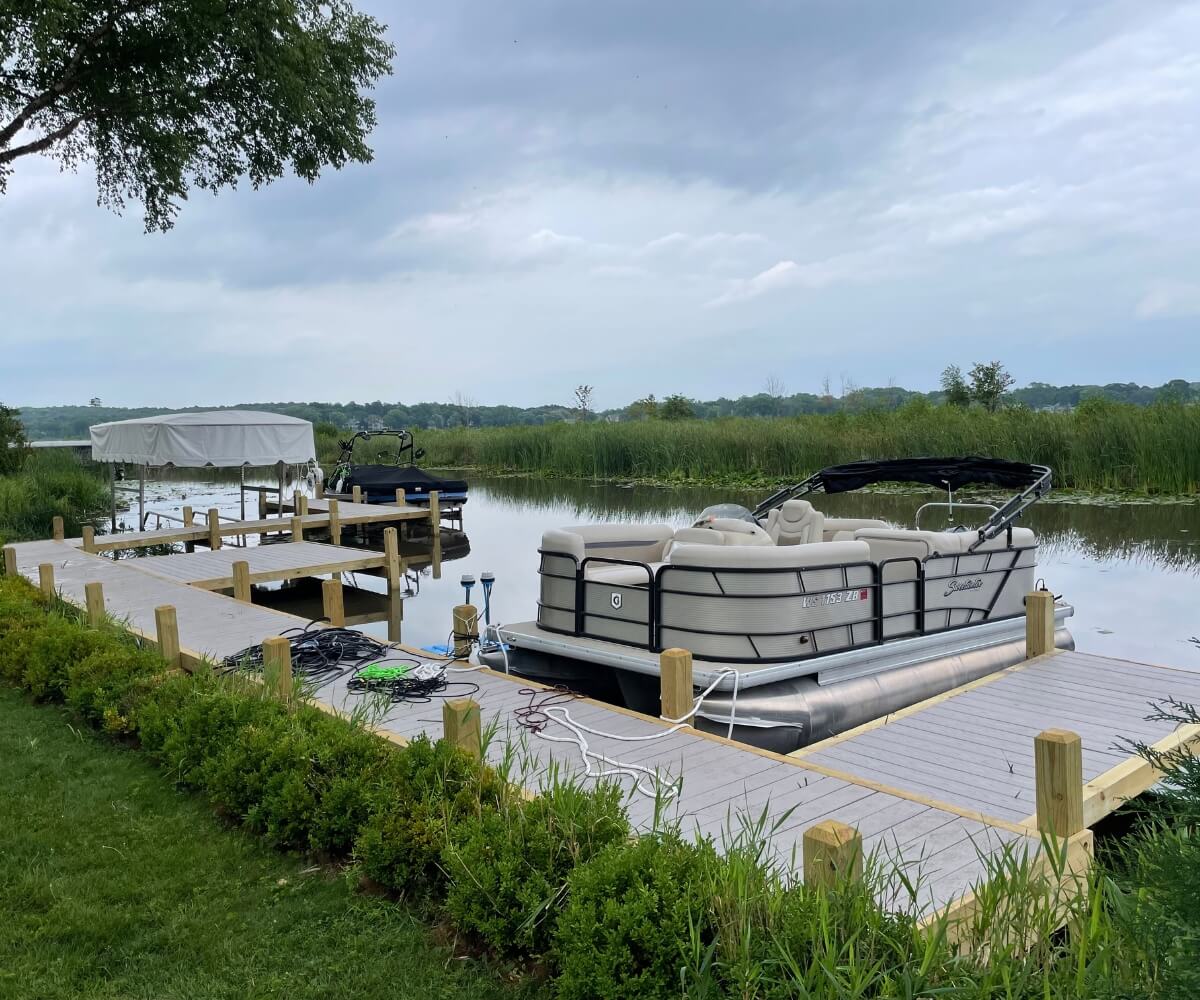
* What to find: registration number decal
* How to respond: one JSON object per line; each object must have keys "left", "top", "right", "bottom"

{"left": 803, "top": 588, "right": 869, "bottom": 609}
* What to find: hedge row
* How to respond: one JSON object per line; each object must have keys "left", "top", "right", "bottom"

{"left": 0, "top": 574, "right": 1175, "bottom": 998}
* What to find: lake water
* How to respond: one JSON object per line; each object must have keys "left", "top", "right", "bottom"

{"left": 121, "top": 471, "right": 1200, "bottom": 672}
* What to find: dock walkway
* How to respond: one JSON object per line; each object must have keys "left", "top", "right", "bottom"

{"left": 6, "top": 534, "right": 1197, "bottom": 922}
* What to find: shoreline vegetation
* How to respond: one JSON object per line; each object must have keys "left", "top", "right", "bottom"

{"left": 2, "top": 574, "right": 1200, "bottom": 998}
{"left": 316, "top": 400, "right": 1200, "bottom": 499}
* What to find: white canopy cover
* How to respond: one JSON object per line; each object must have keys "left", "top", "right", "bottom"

{"left": 90, "top": 410, "right": 316, "bottom": 468}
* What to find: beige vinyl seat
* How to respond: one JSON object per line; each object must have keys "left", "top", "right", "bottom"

{"left": 764, "top": 500, "right": 824, "bottom": 545}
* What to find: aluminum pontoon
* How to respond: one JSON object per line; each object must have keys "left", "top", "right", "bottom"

{"left": 480, "top": 457, "right": 1074, "bottom": 752}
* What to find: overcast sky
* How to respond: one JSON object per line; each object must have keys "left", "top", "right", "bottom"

{"left": 3, "top": 0, "right": 1198, "bottom": 410}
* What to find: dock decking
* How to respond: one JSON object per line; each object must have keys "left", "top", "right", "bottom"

{"left": 5, "top": 531, "right": 1195, "bottom": 926}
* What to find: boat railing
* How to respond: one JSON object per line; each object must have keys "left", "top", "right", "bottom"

{"left": 537, "top": 543, "right": 1035, "bottom": 663}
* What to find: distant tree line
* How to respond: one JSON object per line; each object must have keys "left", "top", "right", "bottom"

{"left": 12, "top": 376, "right": 1200, "bottom": 440}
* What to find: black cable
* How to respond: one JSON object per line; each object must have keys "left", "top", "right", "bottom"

{"left": 220, "top": 618, "right": 395, "bottom": 686}
{"left": 513, "top": 685, "right": 583, "bottom": 734}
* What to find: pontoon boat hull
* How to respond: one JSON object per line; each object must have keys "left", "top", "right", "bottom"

{"left": 480, "top": 611, "right": 1074, "bottom": 754}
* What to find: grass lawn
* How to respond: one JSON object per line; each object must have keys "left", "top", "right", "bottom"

{"left": 0, "top": 687, "right": 543, "bottom": 1000}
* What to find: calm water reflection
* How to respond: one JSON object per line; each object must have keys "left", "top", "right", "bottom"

{"left": 124, "top": 471, "right": 1200, "bottom": 671}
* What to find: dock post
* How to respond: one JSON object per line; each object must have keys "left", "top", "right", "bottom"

{"left": 84, "top": 581, "right": 105, "bottom": 626}
{"left": 352, "top": 485, "right": 363, "bottom": 505}
{"left": 290, "top": 515, "right": 304, "bottom": 543}
{"left": 314, "top": 479, "right": 324, "bottom": 500}
{"left": 52, "top": 516, "right": 64, "bottom": 541}
{"left": 321, "top": 578, "right": 345, "bottom": 627}
{"left": 155, "top": 605, "right": 181, "bottom": 669}
{"left": 38, "top": 563, "right": 55, "bottom": 598}
{"left": 659, "top": 647, "right": 694, "bottom": 723}
{"left": 387, "top": 590, "right": 403, "bottom": 642}
{"left": 182, "top": 505, "right": 195, "bottom": 552}
{"left": 382, "top": 527, "right": 401, "bottom": 590}
{"left": 81, "top": 526, "right": 95, "bottom": 553}
{"left": 292, "top": 490, "right": 302, "bottom": 515}
{"left": 1026, "top": 589, "right": 1055, "bottom": 658}
{"left": 207, "top": 508, "right": 222, "bottom": 551}
{"left": 395, "top": 487, "right": 406, "bottom": 506}
{"left": 262, "top": 636, "right": 294, "bottom": 703}
{"left": 442, "top": 698, "right": 482, "bottom": 757}
{"left": 257, "top": 490, "right": 267, "bottom": 519}
{"left": 327, "top": 498, "right": 341, "bottom": 546}
{"left": 298, "top": 494, "right": 309, "bottom": 516}
{"left": 1035, "top": 729, "right": 1084, "bottom": 838}
{"left": 2, "top": 546, "right": 16, "bottom": 576}
{"left": 452, "top": 604, "right": 478, "bottom": 658}
{"left": 232, "top": 560, "right": 252, "bottom": 603}
{"left": 803, "top": 820, "right": 863, "bottom": 889}
{"left": 429, "top": 490, "right": 442, "bottom": 579}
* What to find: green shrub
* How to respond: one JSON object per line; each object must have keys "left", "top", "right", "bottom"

{"left": 553, "top": 832, "right": 716, "bottom": 1000}
{"left": 20, "top": 614, "right": 123, "bottom": 700}
{"left": 66, "top": 644, "right": 167, "bottom": 734}
{"left": 353, "top": 735, "right": 506, "bottom": 893}
{"left": 443, "top": 780, "right": 630, "bottom": 955}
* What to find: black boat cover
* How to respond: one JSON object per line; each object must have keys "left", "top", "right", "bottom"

{"left": 812, "top": 456, "right": 1048, "bottom": 494}
{"left": 343, "top": 464, "right": 468, "bottom": 495}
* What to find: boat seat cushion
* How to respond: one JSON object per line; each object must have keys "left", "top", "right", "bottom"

{"left": 822, "top": 517, "right": 888, "bottom": 542}
{"left": 548, "top": 523, "right": 673, "bottom": 563}
{"left": 686, "top": 517, "right": 774, "bottom": 547}
{"left": 668, "top": 538, "right": 871, "bottom": 568}
{"left": 585, "top": 562, "right": 664, "bottom": 586}
{"left": 765, "top": 500, "right": 824, "bottom": 545}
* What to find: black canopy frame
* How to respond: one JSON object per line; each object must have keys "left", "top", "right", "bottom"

{"left": 752, "top": 456, "right": 1052, "bottom": 552}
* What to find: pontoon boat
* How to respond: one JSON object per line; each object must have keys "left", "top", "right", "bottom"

{"left": 327, "top": 429, "right": 468, "bottom": 506}
{"left": 480, "top": 457, "right": 1074, "bottom": 752}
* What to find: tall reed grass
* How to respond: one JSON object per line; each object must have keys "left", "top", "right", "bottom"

{"left": 322, "top": 401, "right": 1199, "bottom": 495}
{"left": 0, "top": 449, "right": 109, "bottom": 545}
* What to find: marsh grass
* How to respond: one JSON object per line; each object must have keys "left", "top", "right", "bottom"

{"left": 321, "top": 401, "right": 1200, "bottom": 496}
{"left": 0, "top": 449, "right": 109, "bottom": 544}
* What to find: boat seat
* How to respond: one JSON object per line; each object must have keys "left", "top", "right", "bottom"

{"left": 822, "top": 517, "right": 888, "bottom": 542}
{"left": 852, "top": 527, "right": 972, "bottom": 565}
{"left": 764, "top": 500, "right": 824, "bottom": 545}
{"left": 668, "top": 538, "right": 871, "bottom": 568}
{"left": 584, "top": 562, "right": 664, "bottom": 586}
{"left": 685, "top": 517, "right": 774, "bottom": 547}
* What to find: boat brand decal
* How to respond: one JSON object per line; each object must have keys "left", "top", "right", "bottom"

{"left": 944, "top": 577, "right": 984, "bottom": 597}
{"left": 803, "top": 588, "right": 868, "bottom": 609}
{"left": 611, "top": 592, "right": 623, "bottom": 610}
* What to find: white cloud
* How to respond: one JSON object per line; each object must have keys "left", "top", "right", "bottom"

{"left": 1136, "top": 281, "right": 1200, "bottom": 319}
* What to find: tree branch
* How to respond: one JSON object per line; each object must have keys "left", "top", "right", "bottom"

{"left": 0, "top": 15, "right": 116, "bottom": 148}
{"left": 0, "top": 113, "right": 88, "bottom": 165}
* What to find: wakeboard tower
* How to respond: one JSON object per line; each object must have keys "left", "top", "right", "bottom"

{"left": 479, "top": 456, "right": 1073, "bottom": 753}
{"left": 327, "top": 429, "right": 468, "bottom": 506}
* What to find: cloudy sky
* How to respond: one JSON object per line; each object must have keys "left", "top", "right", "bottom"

{"left": 3, "top": 0, "right": 1198, "bottom": 410}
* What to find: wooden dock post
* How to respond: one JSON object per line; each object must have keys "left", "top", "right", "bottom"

{"left": 155, "top": 605, "right": 181, "bottom": 668}
{"left": 292, "top": 490, "right": 302, "bottom": 515}
{"left": 257, "top": 490, "right": 267, "bottom": 519}
{"left": 452, "top": 604, "right": 478, "bottom": 658}
{"left": 352, "top": 485, "right": 363, "bottom": 505}
{"left": 442, "top": 698, "right": 482, "bottom": 757}
{"left": 382, "top": 527, "right": 401, "bottom": 590}
{"left": 232, "top": 560, "right": 252, "bottom": 603}
{"left": 182, "top": 505, "right": 195, "bottom": 552}
{"left": 327, "top": 498, "right": 341, "bottom": 546}
{"left": 387, "top": 589, "right": 403, "bottom": 643}
{"left": 321, "top": 577, "right": 345, "bottom": 627}
{"left": 659, "top": 647, "right": 694, "bottom": 723}
{"left": 2, "top": 546, "right": 16, "bottom": 576}
{"left": 429, "top": 490, "right": 442, "bottom": 579}
{"left": 803, "top": 820, "right": 863, "bottom": 889}
{"left": 207, "top": 508, "right": 222, "bottom": 551}
{"left": 1026, "top": 589, "right": 1055, "bottom": 658}
{"left": 81, "top": 526, "right": 95, "bottom": 553}
{"left": 290, "top": 515, "right": 304, "bottom": 543}
{"left": 85, "top": 581, "right": 105, "bottom": 626}
{"left": 262, "top": 636, "right": 294, "bottom": 703}
{"left": 38, "top": 562, "right": 55, "bottom": 598}
{"left": 52, "top": 516, "right": 64, "bottom": 541}
{"left": 394, "top": 487, "right": 406, "bottom": 506}
{"left": 314, "top": 479, "right": 324, "bottom": 500}
{"left": 297, "top": 494, "right": 309, "bottom": 516}
{"left": 1035, "top": 729, "right": 1085, "bottom": 838}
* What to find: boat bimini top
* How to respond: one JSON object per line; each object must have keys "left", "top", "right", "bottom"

{"left": 532, "top": 456, "right": 1054, "bottom": 667}
{"left": 753, "top": 456, "right": 1052, "bottom": 552}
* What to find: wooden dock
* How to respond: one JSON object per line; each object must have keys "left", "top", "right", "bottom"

{"left": 5, "top": 532, "right": 1197, "bottom": 930}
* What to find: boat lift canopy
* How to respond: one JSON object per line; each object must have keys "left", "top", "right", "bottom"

{"left": 89, "top": 410, "right": 317, "bottom": 530}
{"left": 753, "top": 456, "right": 1052, "bottom": 550}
